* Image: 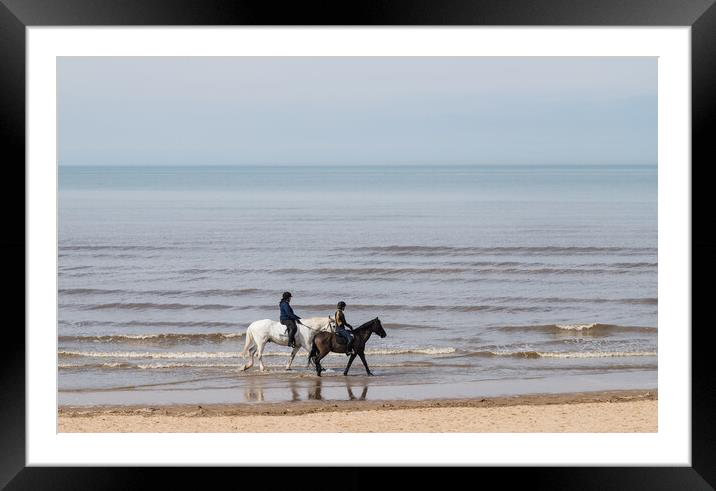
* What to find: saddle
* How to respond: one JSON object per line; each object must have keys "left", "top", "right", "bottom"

{"left": 334, "top": 330, "right": 353, "bottom": 345}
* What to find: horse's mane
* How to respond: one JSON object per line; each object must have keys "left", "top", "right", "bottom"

{"left": 354, "top": 317, "right": 379, "bottom": 331}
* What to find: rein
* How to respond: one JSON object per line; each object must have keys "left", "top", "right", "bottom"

{"left": 298, "top": 318, "right": 336, "bottom": 332}
{"left": 349, "top": 318, "right": 378, "bottom": 337}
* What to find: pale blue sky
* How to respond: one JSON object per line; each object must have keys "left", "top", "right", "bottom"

{"left": 58, "top": 57, "right": 657, "bottom": 166}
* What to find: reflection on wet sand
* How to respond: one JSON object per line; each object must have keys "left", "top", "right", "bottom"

{"left": 247, "top": 379, "right": 369, "bottom": 403}
{"left": 347, "top": 383, "right": 368, "bottom": 401}
{"left": 244, "top": 385, "right": 265, "bottom": 402}
{"left": 308, "top": 379, "right": 322, "bottom": 400}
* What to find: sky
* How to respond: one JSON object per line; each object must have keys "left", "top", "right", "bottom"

{"left": 57, "top": 57, "right": 657, "bottom": 166}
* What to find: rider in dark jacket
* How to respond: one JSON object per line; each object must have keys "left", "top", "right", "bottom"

{"left": 334, "top": 301, "right": 354, "bottom": 356}
{"left": 279, "top": 292, "right": 301, "bottom": 348}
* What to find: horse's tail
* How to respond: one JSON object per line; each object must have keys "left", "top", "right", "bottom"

{"left": 241, "top": 326, "right": 255, "bottom": 357}
{"left": 308, "top": 339, "right": 318, "bottom": 361}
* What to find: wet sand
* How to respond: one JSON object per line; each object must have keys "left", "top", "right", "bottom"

{"left": 59, "top": 389, "right": 657, "bottom": 433}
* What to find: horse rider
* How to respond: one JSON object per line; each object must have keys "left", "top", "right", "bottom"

{"left": 279, "top": 291, "right": 301, "bottom": 348}
{"left": 334, "top": 301, "right": 355, "bottom": 356}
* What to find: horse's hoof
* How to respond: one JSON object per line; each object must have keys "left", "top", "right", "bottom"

{"left": 367, "top": 372, "right": 374, "bottom": 376}
{"left": 343, "top": 372, "right": 348, "bottom": 376}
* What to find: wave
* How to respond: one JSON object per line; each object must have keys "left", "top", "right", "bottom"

{"left": 58, "top": 360, "right": 441, "bottom": 371}
{"left": 59, "top": 362, "right": 133, "bottom": 369}
{"left": 481, "top": 267, "right": 642, "bottom": 275}
{"left": 471, "top": 261, "right": 656, "bottom": 268}
{"left": 298, "top": 304, "right": 549, "bottom": 313}
{"left": 299, "top": 304, "right": 549, "bottom": 313}
{"left": 493, "top": 323, "right": 657, "bottom": 333}
{"left": 461, "top": 350, "right": 657, "bottom": 359}
{"left": 383, "top": 323, "right": 446, "bottom": 330}
{"left": 364, "top": 347, "right": 456, "bottom": 355}
{"left": 59, "top": 245, "right": 178, "bottom": 251}
{"left": 58, "top": 333, "right": 245, "bottom": 343}
{"left": 70, "top": 253, "right": 160, "bottom": 259}
{"left": 59, "top": 320, "right": 240, "bottom": 329}
{"left": 59, "top": 288, "right": 266, "bottom": 298}
{"left": 58, "top": 347, "right": 458, "bottom": 360}
{"left": 66, "top": 302, "right": 236, "bottom": 311}
{"left": 60, "top": 244, "right": 657, "bottom": 255}
{"left": 348, "top": 245, "right": 657, "bottom": 256}
{"left": 176, "top": 268, "right": 242, "bottom": 274}
{"left": 57, "top": 347, "right": 656, "bottom": 368}
{"left": 59, "top": 359, "right": 659, "bottom": 372}
{"left": 483, "top": 297, "right": 657, "bottom": 305}
{"left": 59, "top": 362, "right": 239, "bottom": 370}
{"left": 59, "top": 350, "right": 246, "bottom": 359}
{"left": 271, "top": 266, "right": 651, "bottom": 276}
{"left": 610, "top": 262, "right": 658, "bottom": 268}
{"left": 60, "top": 302, "right": 550, "bottom": 313}
{"left": 58, "top": 265, "right": 657, "bottom": 280}
{"left": 556, "top": 323, "right": 606, "bottom": 331}
{"left": 274, "top": 267, "right": 471, "bottom": 275}
{"left": 536, "top": 363, "right": 658, "bottom": 372}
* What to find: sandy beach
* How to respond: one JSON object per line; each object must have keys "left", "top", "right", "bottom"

{"left": 59, "top": 389, "right": 656, "bottom": 433}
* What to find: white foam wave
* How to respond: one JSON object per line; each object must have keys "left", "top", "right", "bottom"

{"left": 537, "top": 350, "right": 657, "bottom": 359}
{"left": 364, "top": 347, "right": 456, "bottom": 355}
{"left": 122, "top": 333, "right": 243, "bottom": 340}
{"left": 58, "top": 346, "right": 457, "bottom": 360}
{"left": 555, "top": 323, "right": 598, "bottom": 331}
{"left": 58, "top": 362, "right": 128, "bottom": 368}
{"left": 136, "top": 362, "right": 240, "bottom": 369}
{"left": 487, "top": 350, "right": 657, "bottom": 359}
{"left": 59, "top": 350, "right": 244, "bottom": 359}
{"left": 60, "top": 360, "right": 427, "bottom": 370}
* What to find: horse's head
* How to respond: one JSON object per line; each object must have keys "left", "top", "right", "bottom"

{"left": 372, "top": 317, "right": 387, "bottom": 338}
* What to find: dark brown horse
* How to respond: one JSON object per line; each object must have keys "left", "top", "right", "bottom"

{"left": 308, "top": 317, "right": 386, "bottom": 376}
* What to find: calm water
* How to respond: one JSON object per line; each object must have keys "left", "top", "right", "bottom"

{"left": 58, "top": 165, "right": 657, "bottom": 406}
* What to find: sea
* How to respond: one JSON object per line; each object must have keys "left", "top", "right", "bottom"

{"left": 58, "top": 164, "right": 657, "bottom": 406}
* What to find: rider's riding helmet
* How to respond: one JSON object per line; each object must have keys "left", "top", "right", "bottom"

{"left": 337, "top": 301, "right": 346, "bottom": 309}
{"left": 282, "top": 291, "right": 292, "bottom": 301}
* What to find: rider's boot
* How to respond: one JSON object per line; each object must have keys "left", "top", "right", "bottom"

{"left": 346, "top": 340, "right": 354, "bottom": 357}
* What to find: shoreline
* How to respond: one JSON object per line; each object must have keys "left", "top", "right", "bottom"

{"left": 59, "top": 389, "right": 657, "bottom": 432}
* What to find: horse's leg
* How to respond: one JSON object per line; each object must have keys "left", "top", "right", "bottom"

{"left": 343, "top": 354, "right": 357, "bottom": 376}
{"left": 242, "top": 346, "right": 256, "bottom": 371}
{"left": 358, "top": 352, "right": 374, "bottom": 376}
{"left": 314, "top": 347, "right": 328, "bottom": 377}
{"left": 286, "top": 345, "right": 300, "bottom": 370}
{"left": 315, "top": 353, "right": 322, "bottom": 376}
{"left": 257, "top": 341, "right": 267, "bottom": 372}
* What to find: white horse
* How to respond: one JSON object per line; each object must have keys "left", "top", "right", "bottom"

{"left": 240, "top": 317, "right": 335, "bottom": 372}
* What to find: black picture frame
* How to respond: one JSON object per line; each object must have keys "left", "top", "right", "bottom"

{"left": 2, "top": 0, "right": 713, "bottom": 488}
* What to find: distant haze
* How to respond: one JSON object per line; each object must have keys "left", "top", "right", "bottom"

{"left": 58, "top": 57, "right": 657, "bottom": 166}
